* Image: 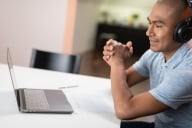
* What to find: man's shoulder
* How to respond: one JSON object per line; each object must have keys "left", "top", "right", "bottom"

{"left": 141, "top": 49, "right": 161, "bottom": 61}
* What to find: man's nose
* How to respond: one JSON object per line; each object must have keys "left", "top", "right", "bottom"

{"left": 146, "top": 25, "right": 154, "bottom": 37}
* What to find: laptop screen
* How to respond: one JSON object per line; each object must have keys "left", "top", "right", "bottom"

{"left": 7, "top": 48, "right": 19, "bottom": 103}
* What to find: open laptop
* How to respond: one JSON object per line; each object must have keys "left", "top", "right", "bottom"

{"left": 7, "top": 48, "right": 73, "bottom": 114}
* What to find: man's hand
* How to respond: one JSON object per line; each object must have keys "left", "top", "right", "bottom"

{"left": 102, "top": 39, "right": 133, "bottom": 66}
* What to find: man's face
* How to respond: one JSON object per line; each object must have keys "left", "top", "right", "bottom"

{"left": 146, "top": 3, "right": 181, "bottom": 53}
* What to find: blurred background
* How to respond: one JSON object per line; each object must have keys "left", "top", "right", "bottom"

{"left": 0, "top": 0, "right": 155, "bottom": 77}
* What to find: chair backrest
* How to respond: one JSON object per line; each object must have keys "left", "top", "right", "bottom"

{"left": 30, "top": 49, "right": 81, "bottom": 74}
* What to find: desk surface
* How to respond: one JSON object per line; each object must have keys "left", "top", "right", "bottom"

{"left": 0, "top": 64, "right": 154, "bottom": 128}
{"left": 0, "top": 64, "right": 120, "bottom": 128}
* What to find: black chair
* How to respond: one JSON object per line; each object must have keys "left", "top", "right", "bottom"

{"left": 30, "top": 49, "right": 81, "bottom": 74}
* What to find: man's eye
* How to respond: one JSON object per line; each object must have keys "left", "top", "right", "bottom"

{"left": 155, "top": 23, "right": 163, "bottom": 28}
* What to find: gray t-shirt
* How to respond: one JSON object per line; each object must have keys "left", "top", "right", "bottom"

{"left": 133, "top": 43, "right": 192, "bottom": 128}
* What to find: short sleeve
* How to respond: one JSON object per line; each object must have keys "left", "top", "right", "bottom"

{"left": 133, "top": 50, "right": 154, "bottom": 77}
{"left": 150, "top": 69, "right": 192, "bottom": 109}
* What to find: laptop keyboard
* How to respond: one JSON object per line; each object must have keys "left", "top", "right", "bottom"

{"left": 24, "top": 89, "right": 50, "bottom": 110}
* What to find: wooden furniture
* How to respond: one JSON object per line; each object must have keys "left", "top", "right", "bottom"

{"left": 95, "top": 23, "right": 149, "bottom": 55}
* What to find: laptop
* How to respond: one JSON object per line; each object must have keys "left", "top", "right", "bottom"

{"left": 7, "top": 48, "right": 73, "bottom": 114}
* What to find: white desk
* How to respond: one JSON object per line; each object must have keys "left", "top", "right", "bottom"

{"left": 0, "top": 64, "right": 120, "bottom": 128}
{"left": 0, "top": 64, "right": 154, "bottom": 128}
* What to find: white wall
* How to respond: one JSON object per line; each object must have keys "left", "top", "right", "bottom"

{"left": 72, "top": 1, "right": 100, "bottom": 53}
{"left": 0, "top": 0, "right": 68, "bottom": 66}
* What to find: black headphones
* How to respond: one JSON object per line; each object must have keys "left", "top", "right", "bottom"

{"left": 173, "top": 0, "right": 192, "bottom": 43}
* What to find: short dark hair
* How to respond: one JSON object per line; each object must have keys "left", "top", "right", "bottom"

{"left": 157, "top": 0, "right": 188, "bottom": 9}
{"left": 156, "top": 0, "right": 190, "bottom": 21}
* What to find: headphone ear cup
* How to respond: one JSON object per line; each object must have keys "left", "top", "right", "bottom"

{"left": 173, "top": 17, "right": 192, "bottom": 43}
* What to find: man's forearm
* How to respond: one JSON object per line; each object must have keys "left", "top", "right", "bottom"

{"left": 110, "top": 65, "right": 134, "bottom": 119}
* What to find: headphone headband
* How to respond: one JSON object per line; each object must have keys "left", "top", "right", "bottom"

{"left": 187, "top": 0, "right": 192, "bottom": 7}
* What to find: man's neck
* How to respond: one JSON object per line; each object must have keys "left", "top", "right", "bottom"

{"left": 163, "top": 44, "right": 183, "bottom": 62}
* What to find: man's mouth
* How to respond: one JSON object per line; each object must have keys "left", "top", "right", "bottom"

{"left": 149, "top": 39, "right": 158, "bottom": 45}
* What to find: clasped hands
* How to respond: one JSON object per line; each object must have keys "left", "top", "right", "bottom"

{"left": 102, "top": 39, "right": 133, "bottom": 66}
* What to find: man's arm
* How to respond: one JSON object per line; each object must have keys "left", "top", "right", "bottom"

{"left": 111, "top": 65, "right": 169, "bottom": 120}
{"left": 103, "top": 39, "right": 169, "bottom": 120}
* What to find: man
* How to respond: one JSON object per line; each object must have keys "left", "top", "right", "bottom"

{"left": 103, "top": 0, "right": 192, "bottom": 128}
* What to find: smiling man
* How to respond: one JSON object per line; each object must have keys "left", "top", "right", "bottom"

{"left": 102, "top": 0, "right": 192, "bottom": 128}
